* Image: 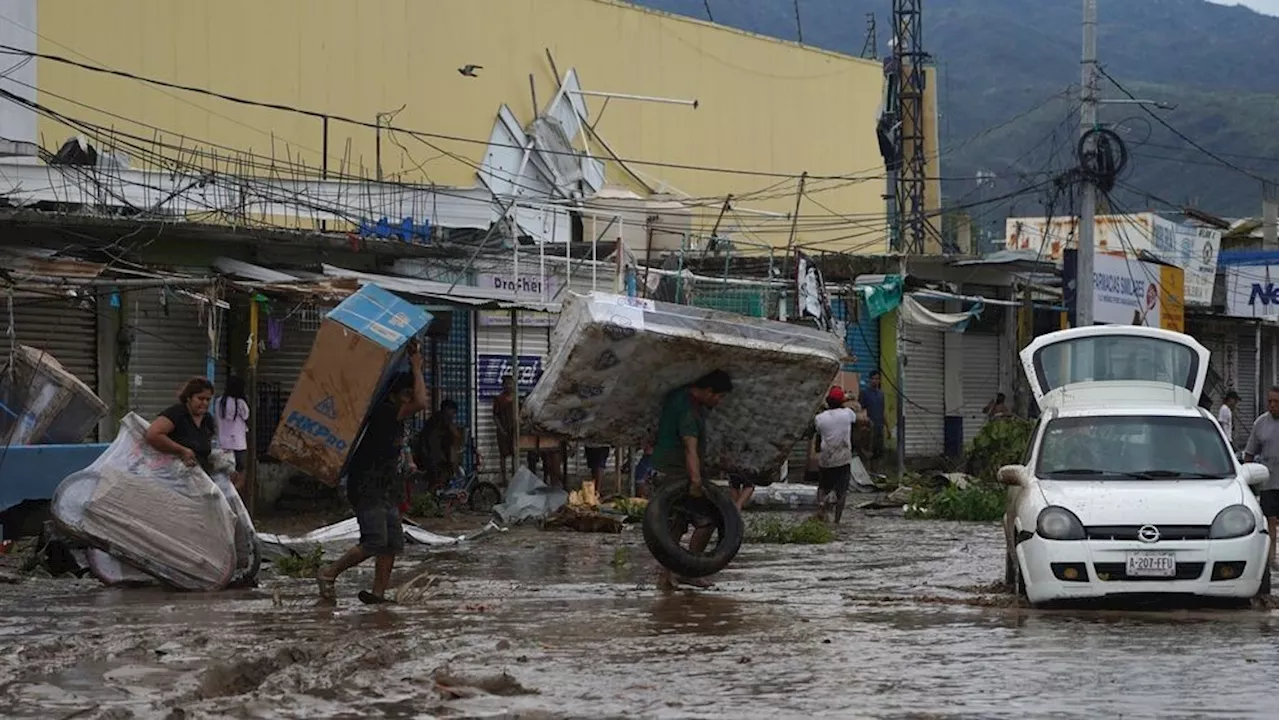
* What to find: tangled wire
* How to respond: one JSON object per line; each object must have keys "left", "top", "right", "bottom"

{"left": 1077, "top": 126, "right": 1129, "bottom": 194}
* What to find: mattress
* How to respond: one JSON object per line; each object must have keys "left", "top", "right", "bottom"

{"left": 524, "top": 293, "right": 844, "bottom": 475}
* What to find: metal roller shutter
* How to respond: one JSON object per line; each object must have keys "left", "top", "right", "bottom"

{"left": 0, "top": 291, "right": 98, "bottom": 392}
{"left": 254, "top": 304, "right": 325, "bottom": 456}
{"left": 128, "top": 289, "right": 219, "bottom": 420}
{"left": 1238, "top": 331, "right": 1259, "bottom": 426}
{"left": 960, "top": 332, "right": 1001, "bottom": 446}
{"left": 474, "top": 310, "right": 552, "bottom": 483}
{"left": 902, "top": 326, "right": 945, "bottom": 458}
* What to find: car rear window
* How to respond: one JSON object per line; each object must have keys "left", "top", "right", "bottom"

{"left": 1035, "top": 414, "right": 1234, "bottom": 479}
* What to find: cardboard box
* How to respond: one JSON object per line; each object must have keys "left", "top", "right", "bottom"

{"left": 268, "top": 284, "right": 432, "bottom": 484}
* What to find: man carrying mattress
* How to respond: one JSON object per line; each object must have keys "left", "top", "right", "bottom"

{"left": 650, "top": 369, "right": 734, "bottom": 591}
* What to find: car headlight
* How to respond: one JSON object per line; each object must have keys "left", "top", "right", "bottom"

{"left": 1036, "top": 506, "right": 1085, "bottom": 540}
{"left": 1209, "top": 504, "right": 1256, "bottom": 539}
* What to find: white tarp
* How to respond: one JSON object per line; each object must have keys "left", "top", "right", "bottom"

{"left": 492, "top": 467, "right": 568, "bottom": 524}
{"left": 901, "top": 295, "right": 981, "bottom": 332}
{"left": 257, "top": 518, "right": 502, "bottom": 561}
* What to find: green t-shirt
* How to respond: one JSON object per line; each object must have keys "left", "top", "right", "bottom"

{"left": 652, "top": 386, "right": 706, "bottom": 475}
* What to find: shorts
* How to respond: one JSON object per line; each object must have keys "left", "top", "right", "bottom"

{"left": 355, "top": 500, "right": 405, "bottom": 557}
{"left": 585, "top": 446, "right": 611, "bottom": 471}
{"left": 233, "top": 449, "right": 246, "bottom": 473}
{"left": 728, "top": 475, "right": 754, "bottom": 491}
{"left": 817, "top": 464, "right": 852, "bottom": 498}
{"left": 653, "top": 471, "right": 717, "bottom": 532}
{"left": 1258, "top": 489, "right": 1279, "bottom": 519}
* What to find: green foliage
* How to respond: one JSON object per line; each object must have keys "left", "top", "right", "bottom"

{"left": 275, "top": 546, "right": 324, "bottom": 578}
{"left": 609, "top": 498, "right": 648, "bottom": 523}
{"left": 409, "top": 492, "right": 442, "bottom": 518}
{"left": 905, "top": 483, "right": 1006, "bottom": 523}
{"left": 748, "top": 517, "right": 835, "bottom": 544}
{"left": 964, "top": 417, "right": 1036, "bottom": 483}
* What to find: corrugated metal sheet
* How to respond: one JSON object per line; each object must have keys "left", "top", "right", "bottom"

{"left": 257, "top": 305, "right": 327, "bottom": 398}
{"left": 902, "top": 326, "right": 945, "bottom": 457}
{"left": 129, "top": 289, "right": 218, "bottom": 419}
{"left": 0, "top": 291, "right": 98, "bottom": 393}
{"left": 1239, "top": 331, "right": 1258, "bottom": 425}
{"left": 960, "top": 332, "right": 1000, "bottom": 446}
{"left": 474, "top": 316, "right": 552, "bottom": 483}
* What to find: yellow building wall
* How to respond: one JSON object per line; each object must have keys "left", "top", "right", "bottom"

{"left": 32, "top": 0, "right": 941, "bottom": 254}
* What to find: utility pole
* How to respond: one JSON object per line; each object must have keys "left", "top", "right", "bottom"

{"left": 1076, "top": 0, "right": 1098, "bottom": 326}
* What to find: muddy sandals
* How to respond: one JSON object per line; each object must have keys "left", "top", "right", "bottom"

{"left": 358, "top": 590, "right": 396, "bottom": 605}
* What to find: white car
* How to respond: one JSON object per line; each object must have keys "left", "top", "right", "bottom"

{"left": 1001, "top": 325, "right": 1272, "bottom": 605}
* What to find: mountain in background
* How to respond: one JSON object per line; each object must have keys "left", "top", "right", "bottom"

{"left": 634, "top": 0, "right": 1279, "bottom": 232}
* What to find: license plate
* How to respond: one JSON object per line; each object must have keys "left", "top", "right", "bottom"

{"left": 1125, "top": 552, "right": 1177, "bottom": 578}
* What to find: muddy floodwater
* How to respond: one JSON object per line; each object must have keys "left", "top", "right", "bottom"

{"left": 1, "top": 512, "right": 1276, "bottom": 719}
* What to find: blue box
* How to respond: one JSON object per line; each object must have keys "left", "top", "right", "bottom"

{"left": 327, "top": 283, "right": 433, "bottom": 349}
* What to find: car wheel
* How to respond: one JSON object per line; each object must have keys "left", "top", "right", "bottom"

{"left": 1258, "top": 564, "right": 1273, "bottom": 598}
{"left": 1004, "top": 549, "right": 1016, "bottom": 588}
{"left": 1012, "top": 555, "right": 1028, "bottom": 599}
{"left": 641, "top": 481, "right": 744, "bottom": 579}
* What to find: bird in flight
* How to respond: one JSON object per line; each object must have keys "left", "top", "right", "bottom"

{"left": 458, "top": 64, "right": 483, "bottom": 77}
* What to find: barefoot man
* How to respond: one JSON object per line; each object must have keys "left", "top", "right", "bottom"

{"left": 317, "top": 339, "right": 428, "bottom": 604}
{"left": 650, "top": 370, "right": 733, "bottom": 591}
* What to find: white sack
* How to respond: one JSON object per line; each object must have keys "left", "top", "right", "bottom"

{"left": 525, "top": 293, "right": 844, "bottom": 475}
{"left": 51, "top": 413, "right": 239, "bottom": 591}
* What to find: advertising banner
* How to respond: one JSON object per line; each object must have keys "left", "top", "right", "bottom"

{"left": 1223, "top": 264, "right": 1279, "bottom": 320}
{"left": 1063, "top": 250, "right": 1185, "bottom": 331}
{"left": 476, "top": 354, "right": 544, "bottom": 401}
{"left": 1008, "top": 214, "right": 1217, "bottom": 306}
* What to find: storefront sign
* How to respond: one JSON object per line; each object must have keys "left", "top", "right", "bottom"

{"left": 476, "top": 310, "right": 557, "bottom": 327}
{"left": 476, "top": 354, "right": 543, "bottom": 400}
{"left": 476, "top": 272, "right": 564, "bottom": 301}
{"left": 1064, "top": 250, "right": 1185, "bottom": 331}
{"left": 1008, "top": 214, "right": 1218, "bottom": 306}
{"left": 1223, "top": 264, "right": 1279, "bottom": 320}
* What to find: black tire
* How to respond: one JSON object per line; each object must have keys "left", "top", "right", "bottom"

{"left": 641, "top": 481, "right": 744, "bottom": 579}
{"left": 1258, "top": 564, "right": 1273, "bottom": 598}
{"left": 469, "top": 482, "right": 502, "bottom": 514}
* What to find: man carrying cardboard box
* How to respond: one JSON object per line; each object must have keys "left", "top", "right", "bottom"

{"left": 317, "top": 340, "right": 428, "bottom": 604}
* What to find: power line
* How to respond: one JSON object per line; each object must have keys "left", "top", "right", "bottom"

{"left": 1097, "top": 65, "right": 1276, "bottom": 186}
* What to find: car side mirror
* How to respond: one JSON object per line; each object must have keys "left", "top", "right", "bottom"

{"left": 1242, "top": 462, "right": 1270, "bottom": 487}
{"left": 998, "top": 464, "right": 1027, "bottom": 487}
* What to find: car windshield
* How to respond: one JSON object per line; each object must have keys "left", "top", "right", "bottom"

{"left": 1035, "top": 414, "right": 1234, "bottom": 479}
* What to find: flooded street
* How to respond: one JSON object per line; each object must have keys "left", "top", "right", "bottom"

{"left": 1, "top": 513, "right": 1276, "bottom": 719}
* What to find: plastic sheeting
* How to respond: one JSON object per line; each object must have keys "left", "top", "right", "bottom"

{"left": 51, "top": 413, "right": 246, "bottom": 591}
{"left": 257, "top": 517, "right": 501, "bottom": 562}
{"left": 525, "top": 293, "right": 844, "bottom": 475}
{"left": 492, "top": 467, "right": 568, "bottom": 524}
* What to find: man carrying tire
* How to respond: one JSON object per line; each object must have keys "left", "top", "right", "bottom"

{"left": 650, "top": 369, "right": 733, "bottom": 590}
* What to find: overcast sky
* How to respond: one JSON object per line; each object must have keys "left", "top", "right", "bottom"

{"left": 1208, "top": 0, "right": 1279, "bottom": 15}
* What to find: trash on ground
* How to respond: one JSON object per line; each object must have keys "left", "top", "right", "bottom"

{"left": 257, "top": 516, "right": 502, "bottom": 562}
{"left": 524, "top": 292, "right": 843, "bottom": 476}
{"left": 749, "top": 482, "right": 820, "bottom": 509}
{"left": 566, "top": 479, "right": 601, "bottom": 509}
{"left": 542, "top": 506, "right": 624, "bottom": 534}
{"left": 492, "top": 467, "right": 568, "bottom": 524}
{"left": 50, "top": 413, "right": 255, "bottom": 591}
{"left": 268, "top": 283, "right": 434, "bottom": 484}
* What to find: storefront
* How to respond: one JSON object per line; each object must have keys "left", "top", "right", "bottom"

{"left": 128, "top": 288, "right": 222, "bottom": 421}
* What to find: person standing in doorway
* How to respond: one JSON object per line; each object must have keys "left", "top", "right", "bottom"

{"left": 1218, "top": 390, "right": 1241, "bottom": 449}
{"left": 983, "top": 393, "right": 1011, "bottom": 421}
{"left": 215, "top": 375, "right": 250, "bottom": 492}
{"left": 317, "top": 340, "right": 427, "bottom": 605}
{"left": 492, "top": 375, "right": 517, "bottom": 480}
{"left": 859, "top": 371, "right": 887, "bottom": 471}
{"left": 1244, "top": 385, "right": 1279, "bottom": 571}
{"left": 650, "top": 369, "right": 733, "bottom": 591}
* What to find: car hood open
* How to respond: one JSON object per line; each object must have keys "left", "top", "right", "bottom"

{"left": 1036, "top": 478, "right": 1245, "bottom": 526}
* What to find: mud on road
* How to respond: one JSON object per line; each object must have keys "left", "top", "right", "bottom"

{"left": 0, "top": 513, "right": 1276, "bottom": 719}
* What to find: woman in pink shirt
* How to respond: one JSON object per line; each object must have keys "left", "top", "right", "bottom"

{"left": 216, "top": 375, "right": 250, "bottom": 491}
